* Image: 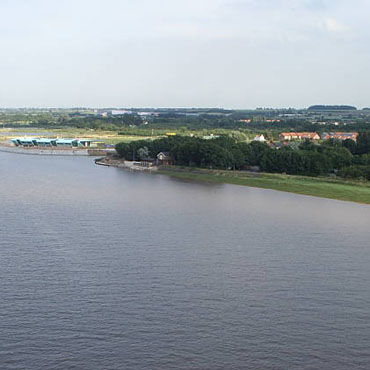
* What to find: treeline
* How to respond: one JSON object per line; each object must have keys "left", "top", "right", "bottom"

{"left": 115, "top": 133, "right": 370, "bottom": 179}
{"left": 61, "top": 115, "right": 143, "bottom": 129}
{"left": 3, "top": 114, "right": 143, "bottom": 130}
{"left": 148, "top": 115, "right": 241, "bottom": 129}
{"left": 308, "top": 105, "right": 357, "bottom": 111}
{"left": 86, "top": 115, "right": 370, "bottom": 133}
{"left": 4, "top": 110, "right": 370, "bottom": 133}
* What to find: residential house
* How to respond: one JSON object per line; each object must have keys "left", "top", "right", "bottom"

{"left": 253, "top": 134, "right": 266, "bottom": 142}
{"left": 157, "top": 152, "right": 173, "bottom": 165}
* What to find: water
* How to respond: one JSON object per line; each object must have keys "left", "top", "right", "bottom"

{"left": 1, "top": 152, "right": 370, "bottom": 370}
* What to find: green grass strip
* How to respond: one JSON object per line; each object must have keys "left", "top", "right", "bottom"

{"left": 157, "top": 167, "right": 370, "bottom": 204}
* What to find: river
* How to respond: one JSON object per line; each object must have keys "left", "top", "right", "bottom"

{"left": 1, "top": 152, "right": 370, "bottom": 370}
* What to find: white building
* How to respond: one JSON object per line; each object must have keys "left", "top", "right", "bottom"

{"left": 253, "top": 134, "right": 266, "bottom": 142}
{"left": 111, "top": 110, "right": 134, "bottom": 115}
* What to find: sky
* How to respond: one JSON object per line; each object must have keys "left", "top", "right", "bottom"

{"left": 0, "top": 0, "right": 368, "bottom": 108}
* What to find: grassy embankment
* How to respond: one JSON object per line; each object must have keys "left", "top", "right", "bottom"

{"left": 158, "top": 166, "right": 370, "bottom": 204}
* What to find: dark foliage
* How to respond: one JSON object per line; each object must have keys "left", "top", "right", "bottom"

{"left": 115, "top": 133, "right": 370, "bottom": 179}
{"left": 308, "top": 105, "right": 357, "bottom": 111}
{"left": 339, "top": 166, "right": 370, "bottom": 180}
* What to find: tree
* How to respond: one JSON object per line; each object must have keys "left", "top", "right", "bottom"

{"left": 339, "top": 165, "right": 370, "bottom": 180}
{"left": 356, "top": 132, "right": 370, "bottom": 155}
{"left": 299, "top": 139, "right": 317, "bottom": 151}
{"left": 249, "top": 141, "right": 271, "bottom": 166}
{"left": 342, "top": 139, "right": 357, "bottom": 154}
{"left": 322, "top": 138, "right": 342, "bottom": 148}
{"left": 137, "top": 146, "right": 150, "bottom": 160}
{"left": 321, "top": 146, "right": 353, "bottom": 170}
{"left": 199, "top": 143, "right": 233, "bottom": 169}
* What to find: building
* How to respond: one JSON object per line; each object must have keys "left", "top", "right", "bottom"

{"left": 279, "top": 132, "right": 320, "bottom": 141}
{"left": 156, "top": 152, "right": 173, "bottom": 165}
{"left": 321, "top": 132, "right": 359, "bottom": 142}
{"left": 269, "top": 141, "right": 284, "bottom": 149}
{"left": 253, "top": 134, "right": 266, "bottom": 142}
{"left": 137, "top": 111, "right": 159, "bottom": 117}
{"left": 203, "top": 134, "right": 220, "bottom": 140}
{"left": 11, "top": 138, "right": 99, "bottom": 148}
{"left": 111, "top": 110, "right": 134, "bottom": 116}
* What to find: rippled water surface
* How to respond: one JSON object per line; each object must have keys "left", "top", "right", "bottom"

{"left": 1, "top": 152, "right": 370, "bottom": 370}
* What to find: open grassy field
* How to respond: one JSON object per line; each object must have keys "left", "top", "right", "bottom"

{"left": 158, "top": 166, "right": 370, "bottom": 204}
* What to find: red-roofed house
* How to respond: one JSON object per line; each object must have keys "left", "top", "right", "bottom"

{"left": 279, "top": 132, "right": 320, "bottom": 141}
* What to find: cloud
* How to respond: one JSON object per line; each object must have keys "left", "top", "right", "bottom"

{"left": 324, "top": 18, "right": 349, "bottom": 33}
{"left": 0, "top": 0, "right": 369, "bottom": 107}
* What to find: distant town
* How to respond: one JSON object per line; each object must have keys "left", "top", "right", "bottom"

{"left": 1, "top": 105, "right": 369, "bottom": 140}
{"left": 1, "top": 105, "right": 370, "bottom": 127}
{"left": 71, "top": 104, "right": 370, "bottom": 123}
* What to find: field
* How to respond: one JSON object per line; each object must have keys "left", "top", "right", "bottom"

{"left": 158, "top": 166, "right": 370, "bottom": 204}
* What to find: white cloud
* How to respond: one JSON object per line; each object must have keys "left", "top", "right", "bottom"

{"left": 324, "top": 18, "right": 349, "bottom": 33}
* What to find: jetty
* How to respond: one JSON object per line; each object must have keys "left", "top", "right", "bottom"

{"left": 95, "top": 156, "right": 158, "bottom": 171}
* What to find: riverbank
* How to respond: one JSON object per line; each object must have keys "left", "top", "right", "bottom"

{"left": 95, "top": 156, "right": 158, "bottom": 171}
{"left": 157, "top": 166, "right": 370, "bottom": 204}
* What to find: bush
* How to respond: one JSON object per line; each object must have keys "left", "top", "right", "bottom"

{"left": 339, "top": 165, "right": 370, "bottom": 180}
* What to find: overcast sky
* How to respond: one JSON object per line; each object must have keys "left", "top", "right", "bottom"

{"left": 0, "top": 0, "right": 368, "bottom": 108}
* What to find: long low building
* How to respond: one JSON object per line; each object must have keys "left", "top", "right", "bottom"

{"left": 279, "top": 131, "right": 359, "bottom": 142}
{"left": 279, "top": 132, "right": 321, "bottom": 141}
{"left": 11, "top": 138, "right": 100, "bottom": 148}
{"left": 321, "top": 132, "right": 359, "bottom": 141}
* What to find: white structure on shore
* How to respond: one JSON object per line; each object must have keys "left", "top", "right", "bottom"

{"left": 253, "top": 134, "right": 266, "bottom": 142}
{"left": 11, "top": 137, "right": 99, "bottom": 148}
